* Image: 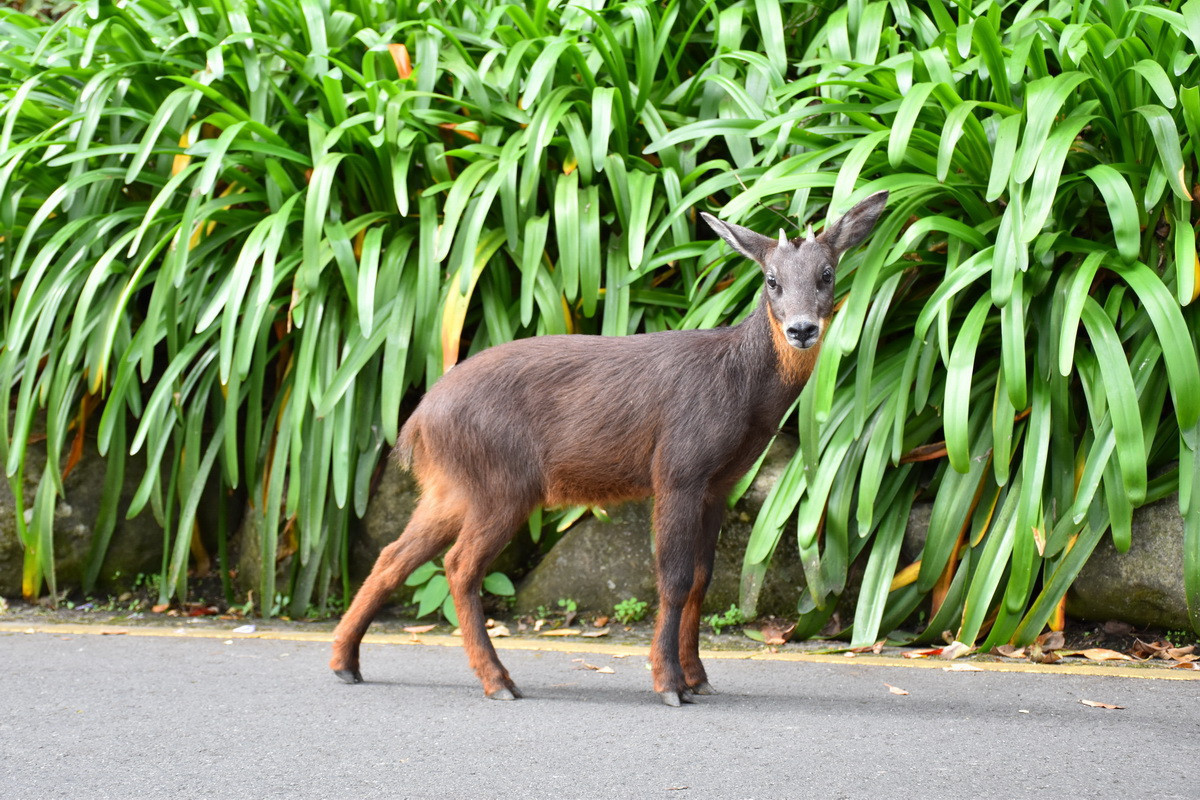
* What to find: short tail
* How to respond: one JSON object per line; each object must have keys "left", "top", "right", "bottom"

{"left": 394, "top": 417, "right": 419, "bottom": 471}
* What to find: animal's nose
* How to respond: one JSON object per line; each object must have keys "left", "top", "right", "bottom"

{"left": 786, "top": 320, "right": 820, "bottom": 347}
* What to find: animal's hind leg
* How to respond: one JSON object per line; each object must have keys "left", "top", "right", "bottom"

{"left": 443, "top": 503, "right": 531, "bottom": 700}
{"left": 678, "top": 497, "right": 723, "bottom": 695}
{"left": 330, "top": 493, "right": 462, "bottom": 683}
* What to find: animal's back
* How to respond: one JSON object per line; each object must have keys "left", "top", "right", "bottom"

{"left": 398, "top": 329, "right": 746, "bottom": 507}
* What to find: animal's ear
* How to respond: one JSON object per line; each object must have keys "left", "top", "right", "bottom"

{"left": 820, "top": 190, "right": 888, "bottom": 255}
{"left": 701, "top": 211, "right": 777, "bottom": 268}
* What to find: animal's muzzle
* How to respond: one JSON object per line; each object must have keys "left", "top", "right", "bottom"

{"left": 785, "top": 320, "right": 820, "bottom": 350}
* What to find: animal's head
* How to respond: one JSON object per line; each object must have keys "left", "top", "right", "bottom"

{"left": 701, "top": 191, "right": 888, "bottom": 350}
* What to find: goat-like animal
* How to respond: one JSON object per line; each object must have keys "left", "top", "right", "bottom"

{"left": 331, "top": 191, "right": 888, "bottom": 705}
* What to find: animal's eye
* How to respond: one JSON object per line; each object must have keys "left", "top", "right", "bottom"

{"left": 766, "top": 275, "right": 778, "bottom": 290}
{"left": 821, "top": 267, "right": 834, "bottom": 284}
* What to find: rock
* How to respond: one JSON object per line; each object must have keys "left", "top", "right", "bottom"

{"left": 0, "top": 436, "right": 165, "bottom": 597}
{"left": 513, "top": 436, "right": 809, "bottom": 618}
{"left": 900, "top": 501, "right": 932, "bottom": 566}
{"left": 1068, "top": 493, "right": 1191, "bottom": 630}
{"left": 0, "top": 497, "right": 23, "bottom": 598}
{"left": 514, "top": 501, "right": 658, "bottom": 615}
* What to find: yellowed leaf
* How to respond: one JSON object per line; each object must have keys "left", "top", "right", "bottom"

{"left": 440, "top": 230, "right": 506, "bottom": 372}
{"left": 172, "top": 130, "right": 191, "bottom": 176}
{"left": 885, "top": 683, "right": 909, "bottom": 695}
{"left": 889, "top": 560, "right": 922, "bottom": 591}
{"left": 540, "top": 629, "right": 580, "bottom": 637}
{"left": 388, "top": 43, "right": 412, "bottom": 79}
{"left": 581, "top": 627, "right": 610, "bottom": 638}
{"left": 487, "top": 625, "right": 510, "bottom": 638}
{"left": 403, "top": 624, "right": 436, "bottom": 635}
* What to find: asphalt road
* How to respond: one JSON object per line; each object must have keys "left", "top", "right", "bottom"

{"left": 1, "top": 625, "right": 1197, "bottom": 799}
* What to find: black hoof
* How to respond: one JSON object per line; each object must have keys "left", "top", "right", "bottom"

{"left": 488, "top": 687, "right": 520, "bottom": 701}
{"left": 334, "top": 668, "right": 363, "bottom": 684}
{"left": 689, "top": 680, "right": 716, "bottom": 696}
{"left": 660, "top": 689, "right": 696, "bottom": 706}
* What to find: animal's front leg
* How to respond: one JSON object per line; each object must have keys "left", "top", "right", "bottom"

{"left": 650, "top": 490, "right": 707, "bottom": 706}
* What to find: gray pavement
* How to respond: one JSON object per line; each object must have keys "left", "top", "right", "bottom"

{"left": 1, "top": 628, "right": 1197, "bottom": 799}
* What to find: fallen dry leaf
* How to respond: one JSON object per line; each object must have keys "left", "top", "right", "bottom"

{"left": 992, "top": 645, "right": 1027, "bottom": 659}
{"left": 943, "top": 663, "right": 983, "bottom": 672}
{"left": 758, "top": 618, "right": 797, "bottom": 646}
{"left": 885, "top": 683, "right": 909, "bottom": 695}
{"left": 594, "top": 616, "right": 609, "bottom": 628}
{"left": 99, "top": 629, "right": 127, "bottom": 636}
{"left": 1170, "top": 661, "right": 1200, "bottom": 670}
{"left": 1080, "top": 699, "right": 1125, "bottom": 710}
{"left": 1077, "top": 648, "right": 1132, "bottom": 662}
{"left": 1036, "top": 630, "right": 1065, "bottom": 650}
{"left": 939, "top": 641, "right": 974, "bottom": 660}
{"left": 151, "top": 603, "right": 170, "bottom": 614}
{"left": 540, "top": 629, "right": 580, "bottom": 637}
{"left": 533, "top": 619, "right": 546, "bottom": 632}
{"left": 1131, "top": 638, "right": 1169, "bottom": 659}
{"left": 581, "top": 627, "right": 610, "bottom": 638}
{"left": 403, "top": 624, "right": 436, "bottom": 635}
{"left": 1167, "top": 645, "right": 1196, "bottom": 660}
{"left": 487, "top": 625, "right": 510, "bottom": 638}
{"left": 1030, "top": 648, "right": 1061, "bottom": 664}
{"left": 572, "top": 659, "right": 615, "bottom": 674}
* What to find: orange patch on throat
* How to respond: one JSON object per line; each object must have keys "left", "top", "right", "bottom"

{"left": 767, "top": 305, "right": 821, "bottom": 386}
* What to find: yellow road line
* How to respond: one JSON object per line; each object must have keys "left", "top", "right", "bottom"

{"left": 2, "top": 621, "right": 1195, "bottom": 680}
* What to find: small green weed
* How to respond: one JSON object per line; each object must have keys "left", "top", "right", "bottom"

{"left": 613, "top": 597, "right": 649, "bottom": 624}
{"left": 406, "top": 560, "right": 514, "bottom": 627}
{"left": 706, "top": 605, "right": 746, "bottom": 635}
{"left": 1165, "top": 629, "right": 1197, "bottom": 647}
